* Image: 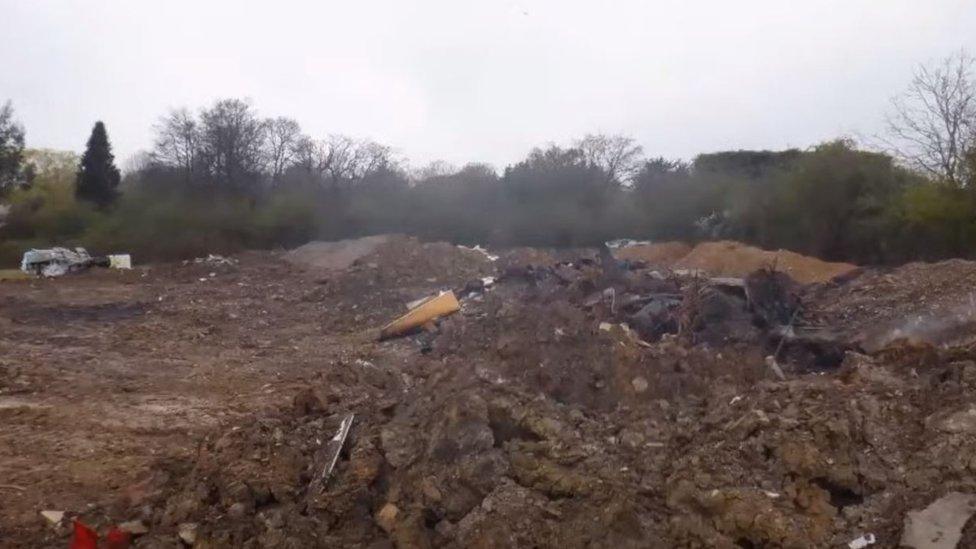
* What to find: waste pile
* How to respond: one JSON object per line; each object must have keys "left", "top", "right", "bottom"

{"left": 20, "top": 247, "right": 102, "bottom": 277}
{"left": 16, "top": 237, "right": 976, "bottom": 548}
{"left": 19, "top": 247, "right": 131, "bottom": 277}
{"left": 613, "top": 240, "right": 858, "bottom": 284}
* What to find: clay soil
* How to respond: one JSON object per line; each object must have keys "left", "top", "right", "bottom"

{"left": 3, "top": 239, "right": 976, "bottom": 548}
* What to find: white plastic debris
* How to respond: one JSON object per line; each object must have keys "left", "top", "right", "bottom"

{"left": 311, "top": 413, "right": 355, "bottom": 492}
{"left": 108, "top": 254, "right": 132, "bottom": 269}
{"left": 458, "top": 244, "right": 499, "bottom": 262}
{"left": 604, "top": 238, "right": 650, "bottom": 249}
{"left": 21, "top": 247, "right": 93, "bottom": 277}
{"left": 40, "top": 510, "right": 65, "bottom": 525}
{"left": 194, "top": 254, "right": 237, "bottom": 266}
{"left": 848, "top": 533, "right": 876, "bottom": 549}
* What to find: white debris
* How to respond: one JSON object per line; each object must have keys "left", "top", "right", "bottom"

{"left": 108, "top": 254, "right": 132, "bottom": 269}
{"left": 763, "top": 491, "right": 781, "bottom": 499}
{"left": 631, "top": 376, "right": 649, "bottom": 393}
{"left": 458, "top": 244, "right": 499, "bottom": 261}
{"left": 729, "top": 395, "right": 743, "bottom": 405}
{"left": 178, "top": 522, "right": 198, "bottom": 545}
{"left": 848, "top": 533, "right": 876, "bottom": 549}
{"left": 605, "top": 238, "right": 650, "bottom": 249}
{"left": 901, "top": 492, "right": 976, "bottom": 549}
{"left": 21, "top": 247, "right": 93, "bottom": 277}
{"left": 194, "top": 254, "right": 238, "bottom": 266}
{"left": 765, "top": 355, "right": 787, "bottom": 381}
{"left": 40, "top": 510, "right": 65, "bottom": 525}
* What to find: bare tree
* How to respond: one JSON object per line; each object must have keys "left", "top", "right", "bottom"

{"left": 293, "top": 135, "right": 325, "bottom": 176}
{"left": 151, "top": 108, "right": 199, "bottom": 180}
{"left": 198, "top": 99, "right": 267, "bottom": 186}
{"left": 318, "top": 135, "right": 397, "bottom": 187}
{"left": 885, "top": 50, "right": 976, "bottom": 185}
{"left": 575, "top": 134, "right": 644, "bottom": 184}
{"left": 321, "top": 134, "right": 358, "bottom": 187}
{"left": 350, "top": 139, "right": 397, "bottom": 181}
{"left": 412, "top": 160, "right": 458, "bottom": 182}
{"left": 291, "top": 133, "right": 399, "bottom": 188}
{"left": 263, "top": 117, "right": 302, "bottom": 183}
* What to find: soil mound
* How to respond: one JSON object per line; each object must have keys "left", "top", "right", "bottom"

{"left": 612, "top": 241, "right": 693, "bottom": 267}
{"left": 805, "top": 258, "right": 976, "bottom": 350}
{"left": 285, "top": 235, "right": 392, "bottom": 271}
{"left": 674, "top": 240, "right": 857, "bottom": 284}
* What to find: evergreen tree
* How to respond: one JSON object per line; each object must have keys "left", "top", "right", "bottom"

{"left": 76, "top": 121, "right": 120, "bottom": 208}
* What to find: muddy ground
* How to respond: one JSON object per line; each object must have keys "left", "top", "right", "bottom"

{"left": 3, "top": 236, "right": 976, "bottom": 548}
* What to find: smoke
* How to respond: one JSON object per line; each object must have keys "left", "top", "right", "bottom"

{"left": 866, "top": 293, "right": 976, "bottom": 351}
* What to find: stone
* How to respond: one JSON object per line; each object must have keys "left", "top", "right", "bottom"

{"left": 119, "top": 519, "right": 149, "bottom": 535}
{"left": 376, "top": 503, "right": 399, "bottom": 534}
{"left": 178, "top": 522, "right": 198, "bottom": 545}
{"left": 631, "top": 376, "right": 649, "bottom": 393}
{"left": 901, "top": 492, "right": 976, "bottom": 549}
{"left": 40, "top": 510, "right": 64, "bottom": 526}
{"left": 227, "top": 502, "right": 249, "bottom": 519}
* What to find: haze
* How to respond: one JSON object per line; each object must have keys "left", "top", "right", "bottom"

{"left": 3, "top": 0, "right": 975, "bottom": 168}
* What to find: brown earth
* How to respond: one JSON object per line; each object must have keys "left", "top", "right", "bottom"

{"left": 612, "top": 241, "right": 693, "bottom": 268}
{"left": 674, "top": 240, "right": 858, "bottom": 284}
{"left": 2, "top": 238, "right": 976, "bottom": 548}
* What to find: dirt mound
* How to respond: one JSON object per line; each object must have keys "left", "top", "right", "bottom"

{"left": 11, "top": 243, "right": 976, "bottom": 548}
{"left": 285, "top": 235, "right": 392, "bottom": 271}
{"left": 612, "top": 241, "right": 693, "bottom": 267}
{"left": 674, "top": 240, "right": 857, "bottom": 284}
{"left": 358, "top": 236, "right": 495, "bottom": 287}
{"left": 805, "top": 258, "right": 976, "bottom": 350}
{"left": 495, "top": 247, "right": 560, "bottom": 270}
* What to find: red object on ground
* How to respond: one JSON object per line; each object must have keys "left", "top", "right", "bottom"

{"left": 104, "top": 527, "right": 132, "bottom": 549}
{"left": 69, "top": 520, "right": 98, "bottom": 549}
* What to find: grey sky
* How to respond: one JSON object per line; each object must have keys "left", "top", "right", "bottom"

{"left": 2, "top": 0, "right": 975, "bottom": 170}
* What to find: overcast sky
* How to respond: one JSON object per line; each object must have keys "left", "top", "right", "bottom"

{"left": 2, "top": 0, "right": 975, "bottom": 170}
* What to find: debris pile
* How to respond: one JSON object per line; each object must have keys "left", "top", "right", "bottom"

{"left": 9, "top": 237, "right": 976, "bottom": 547}
{"left": 611, "top": 240, "right": 858, "bottom": 284}
{"left": 20, "top": 247, "right": 101, "bottom": 277}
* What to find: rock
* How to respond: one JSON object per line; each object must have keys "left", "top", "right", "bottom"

{"left": 292, "top": 388, "right": 323, "bottom": 416}
{"left": 227, "top": 502, "right": 249, "bottom": 519}
{"left": 900, "top": 492, "right": 976, "bottom": 549}
{"left": 631, "top": 376, "right": 649, "bottom": 393}
{"left": 421, "top": 476, "right": 443, "bottom": 503}
{"left": 178, "top": 522, "right": 199, "bottom": 545}
{"left": 939, "top": 406, "right": 976, "bottom": 434}
{"left": 381, "top": 421, "right": 419, "bottom": 469}
{"left": 119, "top": 519, "right": 149, "bottom": 535}
{"left": 376, "top": 503, "right": 399, "bottom": 534}
{"left": 40, "top": 510, "right": 64, "bottom": 526}
{"left": 426, "top": 396, "right": 494, "bottom": 462}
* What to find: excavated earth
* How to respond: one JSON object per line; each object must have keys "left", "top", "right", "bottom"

{"left": 2, "top": 237, "right": 976, "bottom": 548}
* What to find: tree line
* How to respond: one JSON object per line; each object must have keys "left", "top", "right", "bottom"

{"left": 1, "top": 51, "right": 975, "bottom": 267}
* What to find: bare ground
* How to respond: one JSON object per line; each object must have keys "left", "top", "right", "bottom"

{"left": 2, "top": 239, "right": 976, "bottom": 548}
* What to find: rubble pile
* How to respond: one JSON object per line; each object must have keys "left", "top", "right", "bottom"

{"left": 8, "top": 238, "right": 976, "bottom": 548}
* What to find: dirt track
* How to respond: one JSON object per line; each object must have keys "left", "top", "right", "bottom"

{"left": 3, "top": 239, "right": 976, "bottom": 548}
